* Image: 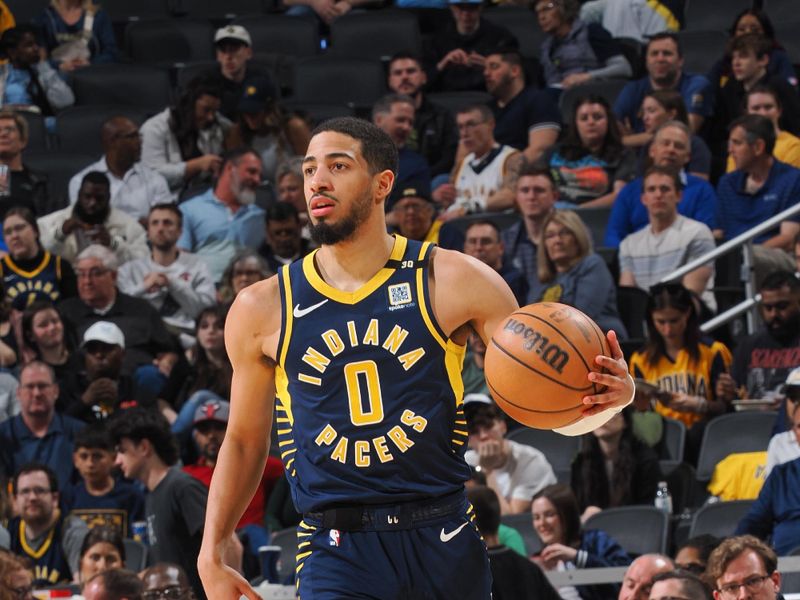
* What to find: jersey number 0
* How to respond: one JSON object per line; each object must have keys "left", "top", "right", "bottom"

{"left": 344, "top": 360, "right": 384, "bottom": 426}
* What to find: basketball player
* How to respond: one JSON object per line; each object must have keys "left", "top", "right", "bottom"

{"left": 198, "top": 118, "right": 635, "bottom": 599}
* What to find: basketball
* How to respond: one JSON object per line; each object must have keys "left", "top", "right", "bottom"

{"left": 484, "top": 302, "right": 611, "bottom": 430}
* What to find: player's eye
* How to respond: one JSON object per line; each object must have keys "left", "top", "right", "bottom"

{"left": 303, "top": 167, "right": 315, "bottom": 176}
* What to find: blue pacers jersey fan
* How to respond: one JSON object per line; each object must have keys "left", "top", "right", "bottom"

{"left": 274, "top": 235, "right": 472, "bottom": 513}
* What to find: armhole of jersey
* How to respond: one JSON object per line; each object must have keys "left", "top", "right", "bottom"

{"left": 415, "top": 242, "right": 448, "bottom": 350}
{"left": 276, "top": 266, "right": 293, "bottom": 369}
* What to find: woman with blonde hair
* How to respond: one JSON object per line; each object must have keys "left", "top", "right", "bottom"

{"left": 537, "top": 210, "right": 627, "bottom": 337}
{"left": 34, "top": 0, "right": 117, "bottom": 72}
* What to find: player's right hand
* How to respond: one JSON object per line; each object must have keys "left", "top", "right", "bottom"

{"left": 198, "top": 559, "right": 263, "bottom": 600}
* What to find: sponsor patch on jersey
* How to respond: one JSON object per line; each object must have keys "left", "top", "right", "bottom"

{"left": 388, "top": 282, "right": 412, "bottom": 307}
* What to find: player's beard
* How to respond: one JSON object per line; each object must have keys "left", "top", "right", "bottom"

{"left": 308, "top": 190, "right": 373, "bottom": 246}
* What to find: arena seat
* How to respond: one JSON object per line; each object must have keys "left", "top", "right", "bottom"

{"left": 559, "top": 79, "right": 628, "bottom": 124}
{"left": 573, "top": 206, "right": 611, "bottom": 249}
{"left": 482, "top": 6, "right": 545, "bottom": 59}
{"left": 782, "top": 545, "right": 800, "bottom": 594}
{"left": 233, "top": 15, "right": 320, "bottom": 57}
{"left": 683, "top": 0, "right": 751, "bottom": 32}
{"left": 18, "top": 111, "right": 47, "bottom": 154}
{"left": 71, "top": 64, "right": 172, "bottom": 109}
{"left": 280, "top": 102, "right": 356, "bottom": 126}
{"left": 122, "top": 538, "right": 149, "bottom": 572}
{"left": 774, "top": 25, "right": 800, "bottom": 71}
{"left": 24, "top": 152, "right": 97, "bottom": 213}
{"left": 583, "top": 506, "right": 669, "bottom": 556}
{"left": 688, "top": 499, "right": 754, "bottom": 539}
{"left": 695, "top": 412, "right": 778, "bottom": 483}
{"left": 178, "top": 0, "right": 268, "bottom": 19}
{"left": 500, "top": 513, "right": 543, "bottom": 555}
{"left": 677, "top": 31, "right": 728, "bottom": 76}
{"left": 616, "top": 286, "right": 650, "bottom": 340}
{"left": 328, "top": 11, "right": 422, "bottom": 62}
{"left": 124, "top": 19, "right": 215, "bottom": 65}
{"left": 5, "top": 0, "right": 48, "bottom": 24}
{"left": 662, "top": 418, "right": 686, "bottom": 463}
{"left": 269, "top": 528, "right": 298, "bottom": 585}
{"left": 506, "top": 428, "right": 580, "bottom": 484}
{"left": 291, "top": 57, "right": 386, "bottom": 111}
{"left": 103, "top": 0, "right": 173, "bottom": 22}
{"left": 56, "top": 105, "right": 151, "bottom": 155}
{"left": 427, "top": 91, "right": 494, "bottom": 114}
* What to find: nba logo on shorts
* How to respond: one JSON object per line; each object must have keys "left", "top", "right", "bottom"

{"left": 329, "top": 529, "right": 341, "bottom": 547}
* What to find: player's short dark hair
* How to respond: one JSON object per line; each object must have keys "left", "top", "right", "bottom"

{"left": 643, "top": 164, "right": 684, "bottom": 192}
{"left": 148, "top": 203, "right": 183, "bottom": 227}
{"left": 759, "top": 270, "right": 800, "bottom": 294}
{"left": 730, "top": 113, "right": 776, "bottom": 155}
{"left": 646, "top": 32, "right": 682, "bottom": 57}
{"left": 651, "top": 570, "right": 712, "bottom": 600}
{"left": 266, "top": 201, "right": 300, "bottom": 224}
{"left": 311, "top": 116, "right": 399, "bottom": 177}
{"left": 466, "top": 485, "right": 501, "bottom": 536}
{"left": 533, "top": 483, "right": 581, "bottom": 546}
{"left": 80, "top": 171, "right": 111, "bottom": 192}
{"left": 80, "top": 526, "right": 126, "bottom": 563}
{"left": 12, "top": 462, "right": 59, "bottom": 496}
{"left": 465, "top": 219, "right": 501, "bottom": 240}
{"left": 108, "top": 407, "right": 179, "bottom": 466}
{"left": 74, "top": 423, "right": 115, "bottom": 452}
{"left": 730, "top": 33, "right": 772, "bottom": 59}
{"left": 87, "top": 568, "right": 144, "bottom": 600}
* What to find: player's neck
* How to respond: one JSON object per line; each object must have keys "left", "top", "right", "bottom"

{"left": 316, "top": 224, "right": 395, "bottom": 291}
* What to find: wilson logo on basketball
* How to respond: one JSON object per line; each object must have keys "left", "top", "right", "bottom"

{"left": 503, "top": 318, "right": 569, "bottom": 374}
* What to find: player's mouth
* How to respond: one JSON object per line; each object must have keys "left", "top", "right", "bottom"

{"left": 310, "top": 195, "right": 336, "bottom": 218}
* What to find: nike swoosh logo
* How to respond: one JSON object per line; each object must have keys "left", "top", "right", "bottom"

{"left": 293, "top": 299, "right": 329, "bottom": 318}
{"left": 439, "top": 522, "right": 468, "bottom": 543}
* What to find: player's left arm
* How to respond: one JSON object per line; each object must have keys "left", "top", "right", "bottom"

{"left": 431, "top": 249, "right": 633, "bottom": 418}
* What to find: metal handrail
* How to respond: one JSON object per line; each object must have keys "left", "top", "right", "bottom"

{"left": 659, "top": 200, "right": 800, "bottom": 333}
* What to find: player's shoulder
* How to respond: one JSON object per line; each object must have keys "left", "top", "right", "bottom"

{"left": 430, "top": 246, "right": 508, "bottom": 293}
{"left": 226, "top": 273, "right": 282, "bottom": 334}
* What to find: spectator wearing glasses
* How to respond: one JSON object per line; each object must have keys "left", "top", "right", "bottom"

{"left": 0, "top": 362, "right": 85, "bottom": 490}
{"left": 0, "top": 551, "right": 34, "bottom": 600}
{"left": 648, "top": 570, "right": 712, "bottom": 600}
{"left": 673, "top": 535, "right": 720, "bottom": 576}
{"left": 140, "top": 563, "right": 195, "bottom": 600}
{"left": 69, "top": 117, "right": 174, "bottom": 224}
{"left": 765, "top": 369, "right": 800, "bottom": 476}
{"left": 706, "top": 535, "right": 782, "bottom": 600}
{"left": 0, "top": 110, "right": 49, "bottom": 217}
{"left": 8, "top": 462, "right": 89, "bottom": 586}
{"left": 463, "top": 220, "right": 527, "bottom": 305}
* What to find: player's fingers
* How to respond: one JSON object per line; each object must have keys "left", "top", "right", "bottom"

{"left": 605, "top": 329, "right": 624, "bottom": 360}
{"left": 580, "top": 402, "right": 609, "bottom": 416}
{"left": 587, "top": 371, "right": 624, "bottom": 389}
{"left": 581, "top": 390, "right": 618, "bottom": 406}
{"left": 592, "top": 354, "right": 627, "bottom": 377}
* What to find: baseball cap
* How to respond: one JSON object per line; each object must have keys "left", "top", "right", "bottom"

{"left": 463, "top": 393, "right": 492, "bottom": 406}
{"left": 193, "top": 399, "right": 230, "bottom": 426}
{"left": 786, "top": 367, "right": 800, "bottom": 387}
{"left": 82, "top": 321, "right": 125, "bottom": 349}
{"left": 214, "top": 24, "right": 251, "bottom": 47}
{"left": 238, "top": 75, "right": 277, "bottom": 114}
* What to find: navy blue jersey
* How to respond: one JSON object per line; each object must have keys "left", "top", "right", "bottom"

{"left": 1, "top": 251, "right": 64, "bottom": 310}
{"left": 9, "top": 516, "right": 72, "bottom": 585}
{"left": 275, "top": 236, "right": 471, "bottom": 513}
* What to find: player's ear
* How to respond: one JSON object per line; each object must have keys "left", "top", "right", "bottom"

{"left": 374, "top": 169, "right": 395, "bottom": 203}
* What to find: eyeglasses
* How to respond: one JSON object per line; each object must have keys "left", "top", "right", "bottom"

{"left": 143, "top": 586, "right": 187, "bottom": 600}
{"left": 717, "top": 574, "right": 772, "bottom": 598}
{"left": 0, "top": 125, "right": 19, "bottom": 136}
{"left": 544, "top": 229, "right": 574, "bottom": 241}
{"left": 76, "top": 267, "right": 109, "bottom": 279}
{"left": 16, "top": 486, "right": 52, "bottom": 497}
{"left": 457, "top": 119, "right": 487, "bottom": 131}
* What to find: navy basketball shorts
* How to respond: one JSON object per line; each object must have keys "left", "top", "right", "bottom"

{"left": 295, "top": 494, "right": 492, "bottom": 599}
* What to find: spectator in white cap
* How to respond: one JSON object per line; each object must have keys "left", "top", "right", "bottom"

{"left": 63, "top": 321, "right": 154, "bottom": 422}
{"left": 463, "top": 393, "right": 556, "bottom": 515}
{"left": 765, "top": 367, "right": 800, "bottom": 476}
{"left": 183, "top": 397, "right": 283, "bottom": 579}
{"left": 210, "top": 24, "right": 276, "bottom": 121}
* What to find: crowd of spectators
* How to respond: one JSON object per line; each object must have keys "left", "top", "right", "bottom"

{"left": 0, "top": 0, "right": 797, "bottom": 598}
